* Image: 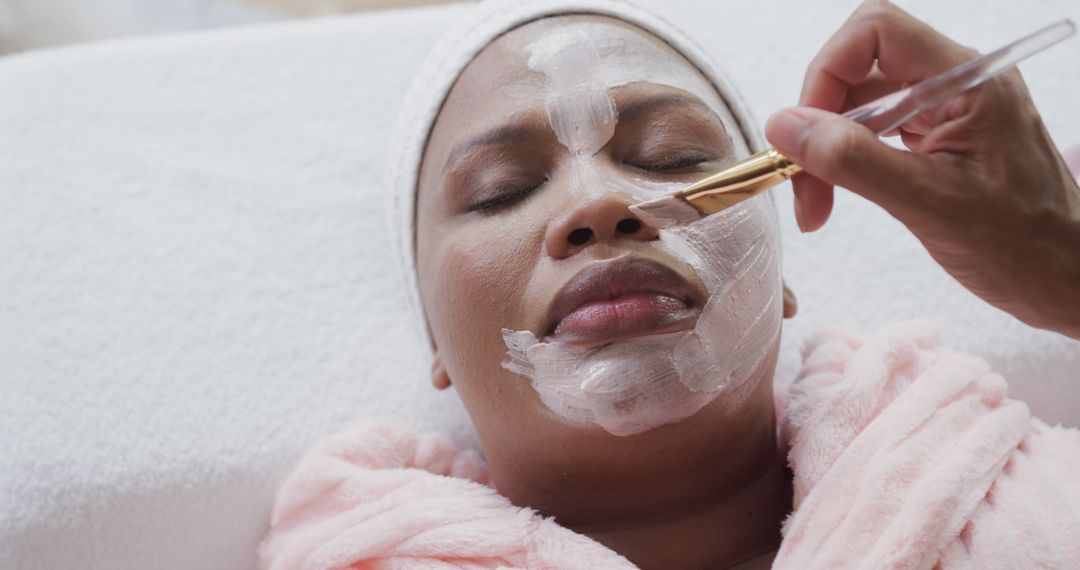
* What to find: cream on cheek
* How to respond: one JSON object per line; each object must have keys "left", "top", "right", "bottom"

{"left": 501, "top": 22, "right": 782, "bottom": 437}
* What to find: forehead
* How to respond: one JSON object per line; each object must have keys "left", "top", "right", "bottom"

{"left": 424, "top": 14, "right": 734, "bottom": 170}
{"left": 446, "top": 15, "right": 692, "bottom": 118}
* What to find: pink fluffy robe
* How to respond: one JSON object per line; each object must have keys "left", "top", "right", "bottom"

{"left": 260, "top": 322, "right": 1080, "bottom": 569}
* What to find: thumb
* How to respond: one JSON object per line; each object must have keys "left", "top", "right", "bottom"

{"left": 765, "top": 106, "right": 931, "bottom": 212}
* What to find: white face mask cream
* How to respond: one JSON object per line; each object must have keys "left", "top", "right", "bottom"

{"left": 501, "top": 20, "right": 781, "bottom": 437}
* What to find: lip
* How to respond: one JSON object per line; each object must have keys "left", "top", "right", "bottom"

{"left": 544, "top": 256, "right": 704, "bottom": 345}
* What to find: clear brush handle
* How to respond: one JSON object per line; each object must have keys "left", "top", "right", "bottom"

{"left": 844, "top": 19, "right": 1076, "bottom": 134}
{"left": 653, "top": 18, "right": 1076, "bottom": 218}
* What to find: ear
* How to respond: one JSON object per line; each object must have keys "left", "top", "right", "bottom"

{"left": 430, "top": 352, "right": 452, "bottom": 390}
{"left": 782, "top": 280, "right": 798, "bottom": 319}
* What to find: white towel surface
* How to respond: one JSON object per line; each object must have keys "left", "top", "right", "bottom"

{"left": 1, "top": 1, "right": 1077, "bottom": 569}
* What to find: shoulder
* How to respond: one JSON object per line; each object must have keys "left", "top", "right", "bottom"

{"left": 280, "top": 422, "right": 491, "bottom": 485}
{"left": 265, "top": 422, "right": 492, "bottom": 526}
{"left": 258, "top": 422, "right": 492, "bottom": 568}
{"left": 258, "top": 422, "right": 633, "bottom": 569}
{"left": 776, "top": 320, "right": 1080, "bottom": 568}
{"left": 781, "top": 319, "right": 1010, "bottom": 496}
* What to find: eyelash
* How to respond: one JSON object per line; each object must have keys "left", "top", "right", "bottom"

{"left": 628, "top": 153, "right": 710, "bottom": 173}
{"left": 464, "top": 152, "right": 708, "bottom": 214}
{"left": 468, "top": 180, "right": 547, "bottom": 214}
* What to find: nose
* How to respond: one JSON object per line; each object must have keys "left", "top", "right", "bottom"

{"left": 545, "top": 194, "right": 659, "bottom": 260}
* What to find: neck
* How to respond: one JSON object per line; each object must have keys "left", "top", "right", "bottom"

{"left": 481, "top": 350, "right": 789, "bottom": 569}
{"left": 568, "top": 441, "right": 789, "bottom": 569}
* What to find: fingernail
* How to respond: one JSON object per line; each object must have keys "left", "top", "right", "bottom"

{"left": 768, "top": 109, "right": 810, "bottom": 159}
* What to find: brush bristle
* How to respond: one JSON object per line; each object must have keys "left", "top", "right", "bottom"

{"left": 629, "top": 195, "right": 701, "bottom": 229}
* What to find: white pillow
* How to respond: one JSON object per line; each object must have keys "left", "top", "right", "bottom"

{"left": 1, "top": 1, "right": 1076, "bottom": 568}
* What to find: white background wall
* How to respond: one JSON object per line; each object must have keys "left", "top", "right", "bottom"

{"left": 0, "top": 0, "right": 277, "bottom": 53}
{"left": 0, "top": 0, "right": 471, "bottom": 54}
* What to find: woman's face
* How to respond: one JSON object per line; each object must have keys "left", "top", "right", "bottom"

{"left": 415, "top": 15, "right": 790, "bottom": 517}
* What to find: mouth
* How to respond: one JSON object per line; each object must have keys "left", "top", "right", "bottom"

{"left": 544, "top": 256, "right": 705, "bottom": 346}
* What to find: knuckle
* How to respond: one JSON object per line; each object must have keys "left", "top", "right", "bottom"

{"left": 803, "top": 57, "right": 827, "bottom": 87}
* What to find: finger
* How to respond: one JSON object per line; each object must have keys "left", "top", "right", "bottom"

{"left": 782, "top": 282, "right": 798, "bottom": 318}
{"left": 792, "top": 174, "right": 834, "bottom": 233}
{"left": 766, "top": 106, "right": 933, "bottom": 216}
{"left": 840, "top": 67, "right": 907, "bottom": 111}
{"left": 840, "top": 74, "right": 942, "bottom": 137}
{"left": 839, "top": 69, "right": 908, "bottom": 136}
{"left": 801, "top": 0, "right": 975, "bottom": 111}
{"left": 899, "top": 128, "right": 926, "bottom": 151}
{"left": 833, "top": 65, "right": 963, "bottom": 138}
{"left": 893, "top": 106, "right": 939, "bottom": 137}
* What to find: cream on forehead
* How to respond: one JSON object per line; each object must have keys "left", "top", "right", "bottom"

{"left": 524, "top": 20, "right": 748, "bottom": 157}
{"left": 525, "top": 26, "right": 616, "bottom": 157}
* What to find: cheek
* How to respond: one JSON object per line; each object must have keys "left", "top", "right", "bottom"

{"left": 420, "top": 217, "right": 542, "bottom": 379}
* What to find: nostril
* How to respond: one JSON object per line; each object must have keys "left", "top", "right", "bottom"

{"left": 568, "top": 228, "right": 593, "bottom": 246}
{"left": 616, "top": 218, "right": 641, "bottom": 234}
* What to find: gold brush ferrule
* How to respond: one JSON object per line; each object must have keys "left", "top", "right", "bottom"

{"left": 677, "top": 147, "right": 802, "bottom": 215}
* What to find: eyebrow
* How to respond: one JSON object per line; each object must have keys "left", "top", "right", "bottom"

{"left": 618, "top": 91, "right": 712, "bottom": 122}
{"left": 442, "top": 123, "right": 550, "bottom": 175}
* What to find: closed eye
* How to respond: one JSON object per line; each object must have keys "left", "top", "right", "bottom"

{"left": 467, "top": 179, "right": 547, "bottom": 214}
{"left": 625, "top": 152, "right": 711, "bottom": 174}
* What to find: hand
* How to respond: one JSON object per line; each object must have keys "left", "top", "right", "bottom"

{"left": 765, "top": 0, "right": 1080, "bottom": 339}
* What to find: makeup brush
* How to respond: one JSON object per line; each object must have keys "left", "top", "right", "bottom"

{"left": 631, "top": 18, "right": 1075, "bottom": 228}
